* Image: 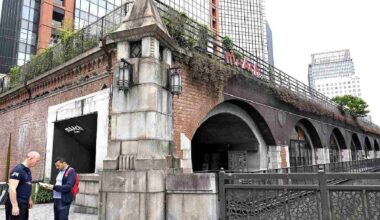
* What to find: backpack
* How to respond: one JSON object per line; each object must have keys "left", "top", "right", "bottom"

{"left": 0, "top": 182, "right": 9, "bottom": 205}
{"left": 64, "top": 168, "right": 80, "bottom": 198}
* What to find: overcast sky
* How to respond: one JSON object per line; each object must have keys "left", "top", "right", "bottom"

{"left": 265, "top": 0, "right": 380, "bottom": 125}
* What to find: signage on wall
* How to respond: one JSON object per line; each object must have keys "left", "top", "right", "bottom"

{"left": 65, "top": 125, "right": 84, "bottom": 134}
{"left": 225, "top": 51, "right": 261, "bottom": 78}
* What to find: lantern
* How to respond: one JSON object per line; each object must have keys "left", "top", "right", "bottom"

{"left": 118, "top": 58, "right": 132, "bottom": 91}
{"left": 168, "top": 67, "right": 182, "bottom": 96}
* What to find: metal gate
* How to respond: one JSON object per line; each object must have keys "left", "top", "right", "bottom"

{"left": 218, "top": 163, "right": 380, "bottom": 219}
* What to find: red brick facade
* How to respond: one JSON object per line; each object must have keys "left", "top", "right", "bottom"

{"left": 0, "top": 52, "right": 116, "bottom": 181}
{"left": 172, "top": 63, "right": 223, "bottom": 159}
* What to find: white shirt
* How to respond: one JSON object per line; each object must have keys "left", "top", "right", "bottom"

{"left": 53, "top": 167, "right": 67, "bottom": 199}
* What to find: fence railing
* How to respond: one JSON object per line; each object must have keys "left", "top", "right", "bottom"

{"left": 195, "top": 158, "right": 380, "bottom": 174}
{"left": 2, "top": 2, "right": 133, "bottom": 92}
{"left": 1, "top": 0, "right": 379, "bottom": 133}
{"left": 219, "top": 167, "right": 380, "bottom": 219}
{"left": 0, "top": 182, "right": 8, "bottom": 205}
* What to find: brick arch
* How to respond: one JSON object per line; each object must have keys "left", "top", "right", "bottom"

{"left": 375, "top": 139, "right": 380, "bottom": 151}
{"left": 224, "top": 99, "right": 276, "bottom": 145}
{"left": 191, "top": 101, "right": 271, "bottom": 171}
{"left": 365, "top": 136, "right": 372, "bottom": 150}
{"left": 331, "top": 128, "right": 347, "bottom": 149}
{"left": 296, "top": 119, "right": 323, "bottom": 149}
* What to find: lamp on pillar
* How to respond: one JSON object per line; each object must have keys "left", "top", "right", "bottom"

{"left": 118, "top": 58, "right": 133, "bottom": 91}
{"left": 168, "top": 67, "right": 182, "bottom": 96}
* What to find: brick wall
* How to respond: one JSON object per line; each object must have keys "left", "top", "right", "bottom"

{"left": 0, "top": 52, "right": 115, "bottom": 181}
{"left": 172, "top": 63, "right": 223, "bottom": 159}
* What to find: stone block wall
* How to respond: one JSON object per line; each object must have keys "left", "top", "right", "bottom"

{"left": 74, "top": 174, "right": 100, "bottom": 214}
{"left": 166, "top": 173, "right": 219, "bottom": 220}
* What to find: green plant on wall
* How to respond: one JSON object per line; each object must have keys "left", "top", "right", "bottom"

{"left": 179, "top": 52, "right": 237, "bottom": 96}
{"left": 9, "top": 66, "right": 21, "bottom": 88}
{"left": 197, "top": 24, "right": 210, "bottom": 52}
{"left": 222, "top": 36, "right": 234, "bottom": 52}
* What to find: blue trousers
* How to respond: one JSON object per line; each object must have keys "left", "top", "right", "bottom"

{"left": 53, "top": 199, "right": 71, "bottom": 220}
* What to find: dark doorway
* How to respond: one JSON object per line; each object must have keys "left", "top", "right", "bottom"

{"left": 51, "top": 113, "right": 97, "bottom": 181}
{"left": 192, "top": 113, "right": 259, "bottom": 172}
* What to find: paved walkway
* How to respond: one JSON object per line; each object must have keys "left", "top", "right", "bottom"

{"left": 0, "top": 203, "right": 96, "bottom": 220}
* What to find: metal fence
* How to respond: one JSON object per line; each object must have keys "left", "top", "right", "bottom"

{"left": 0, "top": 182, "right": 8, "bottom": 205}
{"left": 1, "top": 0, "right": 379, "bottom": 132}
{"left": 218, "top": 161, "right": 380, "bottom": 219}
{"left": 3, "top": 2, "right": 132, "bottom": 91}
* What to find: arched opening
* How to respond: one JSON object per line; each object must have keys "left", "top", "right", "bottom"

{"left": 375, "top": 140, "right": 380, "bottom": 158}
{"left": 191, "top": 102, "right": 274, "bottom": 172}
{"left": 289, "top": 119, "right": 322, "bottom": 166}
{"left": 329, "top": 128, "right": 346, "bottom": 163}
{"left": 364, "top": 137, "right": 372, "bottom": 159}
{"left": 350, "top": 134, "right": 361, "bottom": 160}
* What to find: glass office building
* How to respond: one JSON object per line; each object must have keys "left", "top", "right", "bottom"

{"left": 74, "top": 0, "right": 126, "bottom": 30}
{"left": 0, "top": 0, "right": 215, "bottom": 74}
{"left": 219, "top": 0, "right": 268, "bottom": 63}
{"left": 0, "top": 0, "right": 40, "bottom": 73}
{"left": 308, "top": 49, "right": 362, "bottom": 98}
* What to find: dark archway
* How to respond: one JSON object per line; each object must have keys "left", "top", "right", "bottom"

{"left": 225, "top": 100, "right": 276, "bottom": 145}
{"left": 191, "top": 101, "right": 274, "bottom": 172}
{"left": 329, "top": 128, "right": 346, "bottom": 163}
{"left": 350, "top": 134, "right": 361, "bottom": 160}
{"left": 289, "top": 119, "right": 322, "bottom": 166}
{"left": 364, "top": 137, "right": 372, "bottom": 158}
{"left": 375, "top": 140, "right": 380, "bottom": 151}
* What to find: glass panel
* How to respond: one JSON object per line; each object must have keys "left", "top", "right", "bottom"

{"left": 22, "top": 6, "right": 30, "bottom": 20}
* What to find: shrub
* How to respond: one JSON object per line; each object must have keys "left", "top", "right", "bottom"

{"left": 32, "top": 184, "right": 53, "bottom": 204}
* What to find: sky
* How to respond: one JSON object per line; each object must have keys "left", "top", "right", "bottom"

{"left": 265, "top": 0, "right": 380, "bottom": 125}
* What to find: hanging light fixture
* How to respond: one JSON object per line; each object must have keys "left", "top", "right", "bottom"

{"left": 118, "top": 58, "right": 132, "bottom": 91}
{"left": 168, "top": 67, "right": 182, "bottom": 96}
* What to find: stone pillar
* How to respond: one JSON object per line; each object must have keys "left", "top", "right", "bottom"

{"left": 315, "top": 148, "right": 325, "bottom": 164}
{"left": 180, "top": 133, "right": 193, "bottom": 173}
{"left": 324, "top": 148, "right": 330, "bottom": 163}
{"left": 376, "top": 151, "right": 380, "bottom": 158}
{"left": 267, "top": 145, "right": 289, "bottom": 170}
{"left": 100, "top": 36, "right": 172, "bottom": 219}
{"left": 166, "top": 174, "right": 218, "bottom": 220}
{"left": 341, "top": 149, "right": 351, "bottom": 162}
{"left": 369, "top": 150, "right": 375, "bottom": 159}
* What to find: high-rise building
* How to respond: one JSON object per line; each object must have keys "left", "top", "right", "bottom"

{"left": 266, "top": 21, "right": 273, "bottom": 66}
{"left": 0, "top": 0, "right": 40, "bottom": 73}
{"left": 0, "top": 0, "right": 126, "bottom": 74}
{"left": 308, "top": 49, "right": 362, "bottom": 99}
{"left": 219, "top": 0, "right": 268, "bottom": 63}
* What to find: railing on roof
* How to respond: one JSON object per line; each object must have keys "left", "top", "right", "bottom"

{"left": 154, "top": 0, "right": 338, "bottom": 110}
{"left": 1, "top": 0, "right": 379, "bottom": 133}
{"left": 1, "top": 2, "right": 132, "bottom": 92}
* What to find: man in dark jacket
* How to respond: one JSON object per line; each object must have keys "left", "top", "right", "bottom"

{"left": 50, "top": 157, "right": 76, "bottom": 220}
{"left": 5, "top": 151, "right": 41, "bottom": 220}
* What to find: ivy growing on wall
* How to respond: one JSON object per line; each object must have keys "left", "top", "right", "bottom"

{"left": 5, "top": 23, "right": 99, "bottom": 90}
{"left": 177, "top": 52, "right": 237, "bottom": 96}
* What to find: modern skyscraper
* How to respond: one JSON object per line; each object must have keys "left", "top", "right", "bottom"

{"left": 308, "top": 49, "right": 362, "bottom": 99}
{"left": 0, "top": 0, "right": 40, "bottom": 73}
{"left": 219, "top": 0, "right": 269, "bottom": 63}
{"left": 266, "top": 21, "right": 274, "bottom": 66}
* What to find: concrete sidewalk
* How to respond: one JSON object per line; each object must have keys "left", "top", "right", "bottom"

{"left": 0, "top": 203, "right": 96, "bottom": 220}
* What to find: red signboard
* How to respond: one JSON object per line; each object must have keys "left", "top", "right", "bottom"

{"left": 225, "top": 51, "right": 261, "bottom": 78}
